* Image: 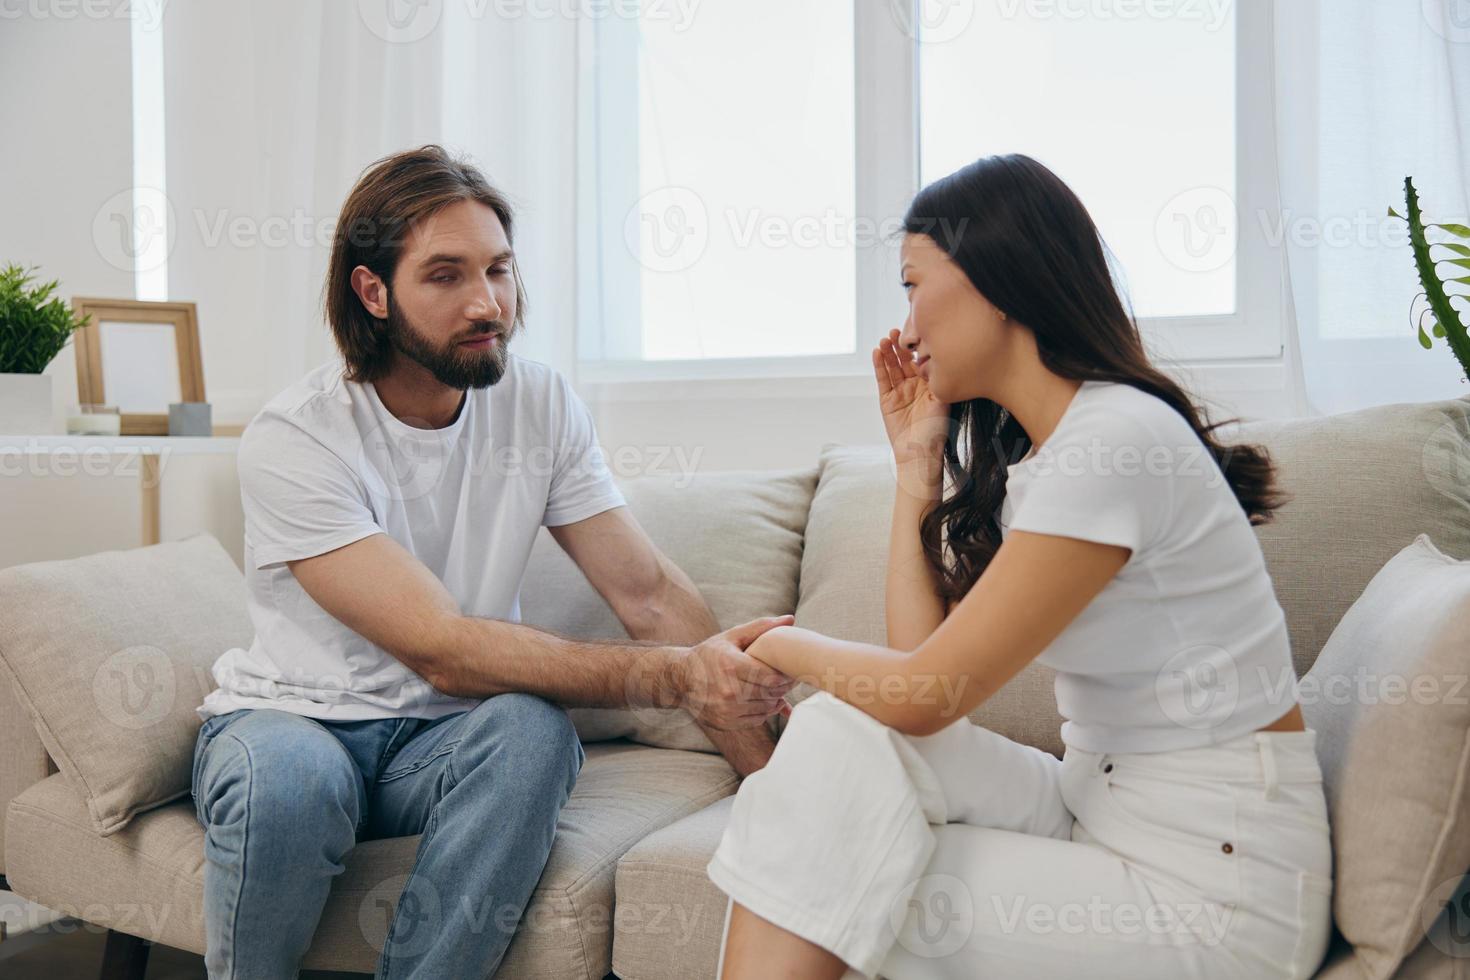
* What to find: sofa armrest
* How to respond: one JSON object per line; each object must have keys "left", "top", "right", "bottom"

{"left": 0, "top": 661, "right": 52, "bottom": 878}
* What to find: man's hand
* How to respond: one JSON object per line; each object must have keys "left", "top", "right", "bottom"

{"left": 665, "top": 615, "right": 796, "bottom": 731}
{"left": 548, "top": 507, "right": 794, "bottom": 772}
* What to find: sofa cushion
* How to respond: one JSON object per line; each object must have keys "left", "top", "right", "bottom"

{"left": 520, "top": 468, "right": 817, "bottom": 751}
{"left": 1315, "top": 890, "right": 1469, "bottom": 980}
{"left": 0, "top": 638, "right": 50, "bottom": 878}
{"left": 788, "top": 445, "right": 1067, "bottom": 756}
{"left": 1402, "top": 870, "right": 1470, "bottom": 976}
{"left": 3, "top": 740, "right": 738, "bottom": 978}
{"left": 613, "top": 795, "right": 735, "bottom": 980}
{"left": 1312, "top": 926, "right": 1464, "bottom": 980}
{"left": 1230, "top": 395, "right": 1470, "bottom": 674}
{"left": 1300, "top": 534, "right": 1470, "bottom": 980}
{"left": 0, "top": 533, "right": 251, "bottom": 836}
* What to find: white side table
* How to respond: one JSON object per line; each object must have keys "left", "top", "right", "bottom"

{"left": 0, "top": 435, "right": 241, "bottom": 546}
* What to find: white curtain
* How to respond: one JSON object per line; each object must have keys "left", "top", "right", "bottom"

{"left": 1273, "top": 0, "right": 1470, "bottom": 416}
{"left": 160, "top": 1, "right": 579, "bottom": 420}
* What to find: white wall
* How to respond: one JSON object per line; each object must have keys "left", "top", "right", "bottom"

{"left": 0, "top": 13, "right": 243, "bottom": 572}
{"left": 0, "top": 10, "right": 133, "bottom": 429}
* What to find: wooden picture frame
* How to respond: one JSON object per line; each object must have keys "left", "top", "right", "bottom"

{"left": 70, "top": 298, "right": 205, "bottom": 436}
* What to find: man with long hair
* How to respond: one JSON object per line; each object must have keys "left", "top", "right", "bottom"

{"left": 189, "top": 144, "right": 792, "bottom": 979}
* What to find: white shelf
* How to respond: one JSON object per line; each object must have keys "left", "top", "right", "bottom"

{"left": 0, "top": 435, "right": 240, "bottom": 455}
{"left": 0, "top": 435, "right": 243, "bottom": 548}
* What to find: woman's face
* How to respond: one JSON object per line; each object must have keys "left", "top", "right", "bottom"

{"left": 897, "top": 232, "right": 1017, "bottom": 404}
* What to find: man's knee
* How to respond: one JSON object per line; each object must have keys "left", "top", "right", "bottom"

{"left": 197, "top": 715, "right": 361, "bottom": 833}
{"left": 456, "top": 693, "right": 583, "bottom": 790}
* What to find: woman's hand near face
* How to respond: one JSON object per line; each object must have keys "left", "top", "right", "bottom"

{"left": 875, "top": 328, "right": 952, "bottom": 648}
{"left": 873, "top": 327, "right": 950, "bottom": 480}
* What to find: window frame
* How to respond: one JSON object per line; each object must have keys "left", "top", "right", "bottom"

{"left": 576, "top": 0, "right": 1284, "bottom": 386}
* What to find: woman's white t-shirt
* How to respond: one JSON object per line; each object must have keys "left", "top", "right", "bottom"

{"left": 197, "top": 353, "right": 626, "bottom": 723}
{"left": 998, "top": 380, "right": 1299, "bottom": 753}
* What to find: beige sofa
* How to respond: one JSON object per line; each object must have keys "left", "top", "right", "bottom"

{"left": 3, "top": 395, "right": 1469, "bottom": 979}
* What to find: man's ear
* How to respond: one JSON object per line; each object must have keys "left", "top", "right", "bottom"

{"left": 351, "top": 265, "right": 389, "bottom": 319}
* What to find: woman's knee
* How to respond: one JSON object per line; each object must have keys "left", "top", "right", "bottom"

{"left": 764, "top": 692, "right": 913, "bottom": 781}
{"left": 783, "top": 690, "right": 890, "bottom": 742}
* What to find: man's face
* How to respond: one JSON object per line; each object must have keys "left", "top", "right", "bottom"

{"left": 384, "top": 198, "right": 521, "bottom": 389}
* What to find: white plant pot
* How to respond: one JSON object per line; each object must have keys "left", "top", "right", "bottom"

{"left": 0, "top": 373, "right": 55, "bottom": 435}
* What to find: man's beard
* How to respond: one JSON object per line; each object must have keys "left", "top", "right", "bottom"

{"left": 385, "top": 295, "right": 514, "bottom": 389}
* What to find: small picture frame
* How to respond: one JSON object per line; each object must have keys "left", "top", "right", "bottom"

{"left": 70, "top": 298, "right": 205, "bottom": 436}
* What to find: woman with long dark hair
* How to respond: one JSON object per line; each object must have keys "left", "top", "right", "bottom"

{"left": 706, "top": 154, "right": 1333, "bottom": 979}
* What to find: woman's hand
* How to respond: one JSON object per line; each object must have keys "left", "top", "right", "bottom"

{"left": 873, "top": 328, "right": 950, "bottom": 493}
{"left": 744, "top": 626, "right": 802, "bottom": 720}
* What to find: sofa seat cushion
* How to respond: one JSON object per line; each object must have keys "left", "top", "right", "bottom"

{"left": 4, "top": 740, "right": 738, "bottom": 978}
{"left": 613, "top": 795, "right": 735, "bottom": 980}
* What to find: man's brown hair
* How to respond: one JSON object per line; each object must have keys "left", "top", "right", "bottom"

{"left": 324, "top": 144, "right": 527, "bottom": 383}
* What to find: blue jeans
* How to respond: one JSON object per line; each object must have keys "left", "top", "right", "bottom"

{"left": 190, "top": 692, "right": 585, "bottom": 979}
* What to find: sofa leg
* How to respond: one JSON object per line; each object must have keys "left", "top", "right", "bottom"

{"left": 98, "top": 929, "right": 151, "bottom": 980}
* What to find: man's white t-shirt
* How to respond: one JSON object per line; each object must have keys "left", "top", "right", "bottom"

{"left": 999, "top": 380, "right": 1300, "bottom": 753}
{"left": 197, "top": 353, "right": 626, "bottom": 723}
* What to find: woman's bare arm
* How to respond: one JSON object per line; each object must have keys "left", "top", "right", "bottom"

{"left": 746, "top": 530, "right": 1130, "bottom": 736}
{"left": 885, "top": 467, "right": 949, "bottom": 649}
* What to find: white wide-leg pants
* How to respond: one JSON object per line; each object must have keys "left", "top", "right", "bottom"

{"left": 707, "top": 691, "right": 1334, "bottom": 980}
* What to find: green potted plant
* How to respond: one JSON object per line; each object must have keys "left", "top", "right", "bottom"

{"left": 1389, "top": 177, "right": 1470, "bottom": 382}
{"left": 0, "top": 263, "right": 91, "bottom": 435}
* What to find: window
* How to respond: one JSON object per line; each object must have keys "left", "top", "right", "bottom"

{"left": 920, "top": 1, "right": 1235, "bottom": 320}
{"left": 579, "top": 0, "right": 1283, "bottom": 381}
{"left": 130, "top": 9, "right": 168, "bottom": 302}
{"left": 578, "top": 1, "right": 877, "bottom": 381}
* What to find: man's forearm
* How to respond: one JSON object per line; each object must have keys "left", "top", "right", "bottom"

{"left": 429, "top": 615, "right": 685, "bottom": 711}
{"left": 695, "top": 713, "right": 779, "bottom": 776}
{"left": 629, "top": 570, "right": 781, "bottom": 776}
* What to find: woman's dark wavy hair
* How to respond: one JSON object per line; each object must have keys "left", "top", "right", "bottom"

{"left": 905, "top": 154, "right": 1289, "bottom": 608}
